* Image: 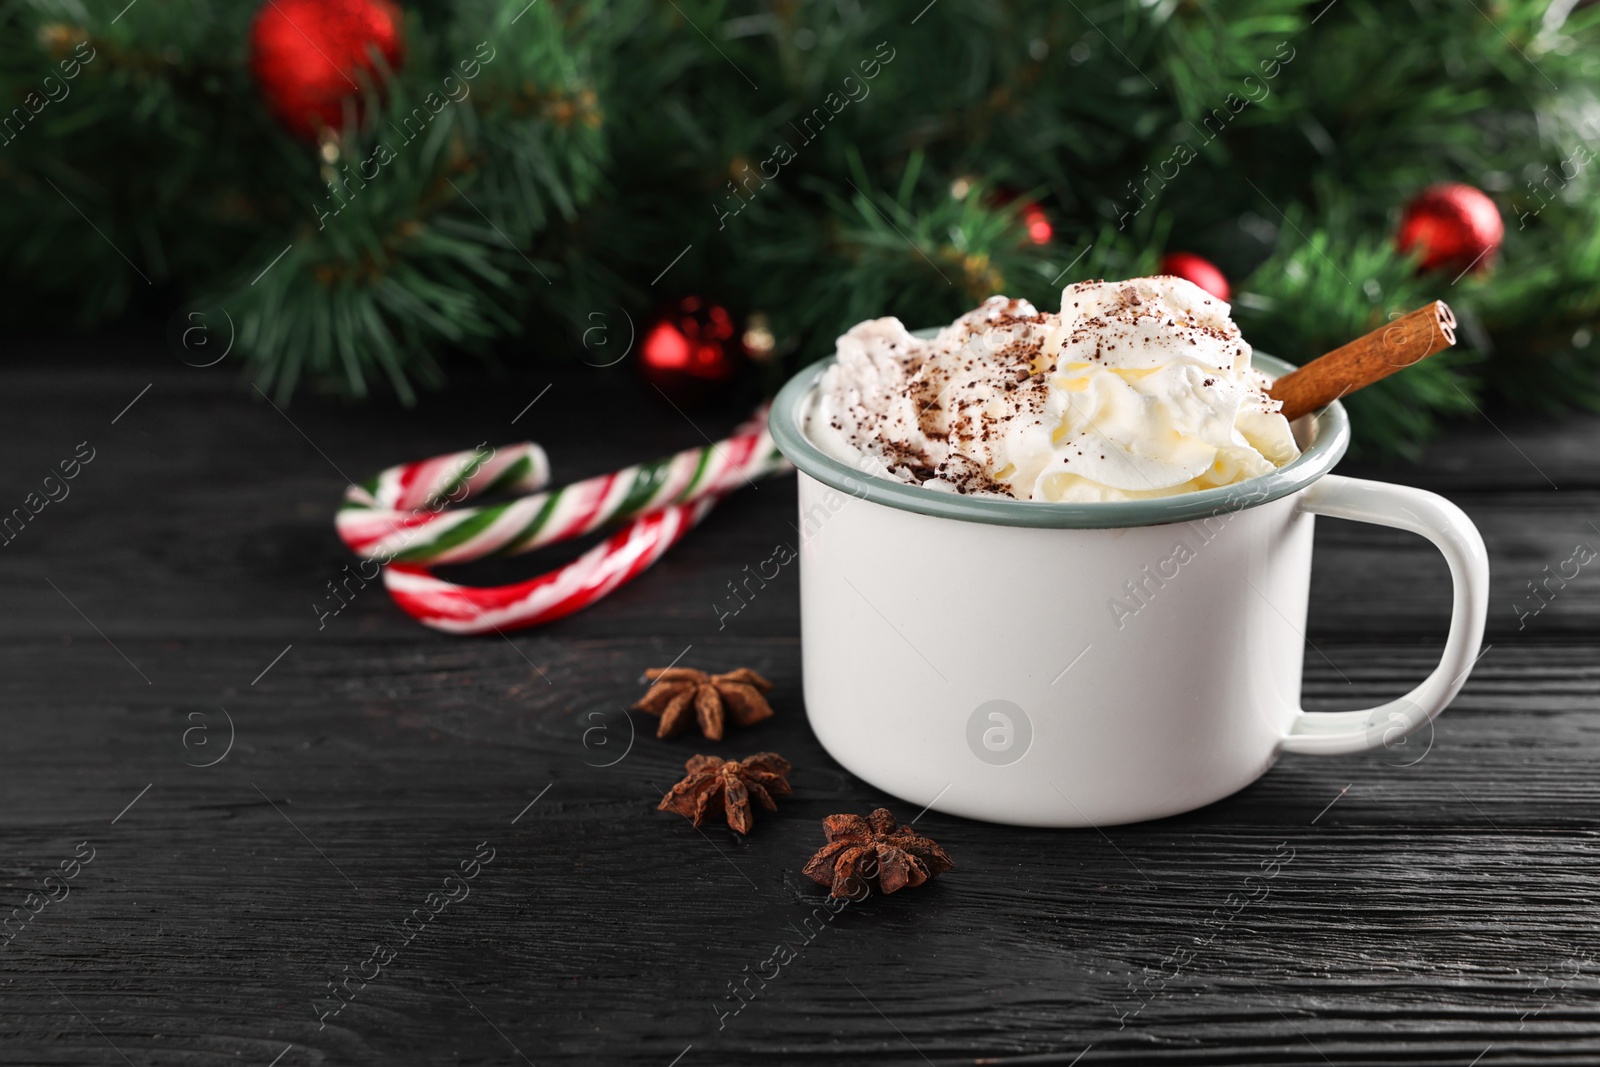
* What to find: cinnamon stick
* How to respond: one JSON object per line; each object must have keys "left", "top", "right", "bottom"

{"left": 1267, "top": 300, "right": 1457, "bottom": 422}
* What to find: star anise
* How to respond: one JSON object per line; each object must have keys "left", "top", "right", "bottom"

{"left": 803, "top": 808, "right": 955, "bottom": 898}
{"left": 633, "top": 666, "right": 775, "bottom": 740}
{"left": 658, "top": 752, "right": 793, "bottom": 834}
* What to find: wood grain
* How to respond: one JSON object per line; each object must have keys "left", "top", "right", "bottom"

{"left": 0, "top": 331, "right": 1597, "bottom": 1065}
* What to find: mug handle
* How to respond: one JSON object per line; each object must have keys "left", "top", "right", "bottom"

{"left": 1281, "top": 474, "right": 1489, "bottom": 755}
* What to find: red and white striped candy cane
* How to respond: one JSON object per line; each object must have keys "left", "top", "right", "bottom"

{"left": 381, "top": 497, "right": 717, "bottom": 634}
{"left": 337, "top": 410, "right": 790, "bottom": 633}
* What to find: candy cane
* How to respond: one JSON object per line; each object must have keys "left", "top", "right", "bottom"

{"left": 338, "top": 420, "right": 784, "bottom": 565}
{"left": 338, "top": 411, "right": 790, "bottom": 633}
{"left": 381, "top": 498, "right": 717, "bottom": 634}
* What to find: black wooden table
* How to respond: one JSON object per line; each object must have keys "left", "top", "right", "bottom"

{"left": 4, "top": 327, "right": 1597, "bottom": 1066}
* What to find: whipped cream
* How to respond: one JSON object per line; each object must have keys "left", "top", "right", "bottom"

{"left": 805, "top": 277, "right": 1300, "bottom": 502}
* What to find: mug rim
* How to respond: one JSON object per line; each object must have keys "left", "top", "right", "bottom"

{"left": 768, "top": 344, "right": 1350, "bottom": 530}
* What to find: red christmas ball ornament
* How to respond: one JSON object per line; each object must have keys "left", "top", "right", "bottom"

{"left": 989, "top": 188, "right": 1053, "bottom": 245}
{"left": 639, "top": 297, "right": 745, "bottom": 405}
{"left": 1159, "top": 252, "right": 1230, "bottom": 302}
{"left": 1396, "top": 183, "right": 1503, "bottom": 274}
{"left": 1020, "top": 202, "right": 1053, "bottom": 245}
{"left": 250, "top": 0, "right": 404, "bottom": 140}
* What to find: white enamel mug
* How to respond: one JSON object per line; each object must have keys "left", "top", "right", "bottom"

{"left": 768, "top": 352, "right": 1489, "bottom": 827}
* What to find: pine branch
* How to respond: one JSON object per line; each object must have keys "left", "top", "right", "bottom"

{"left": 4, "top": 0, "right": 1600, "bottom": 447}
